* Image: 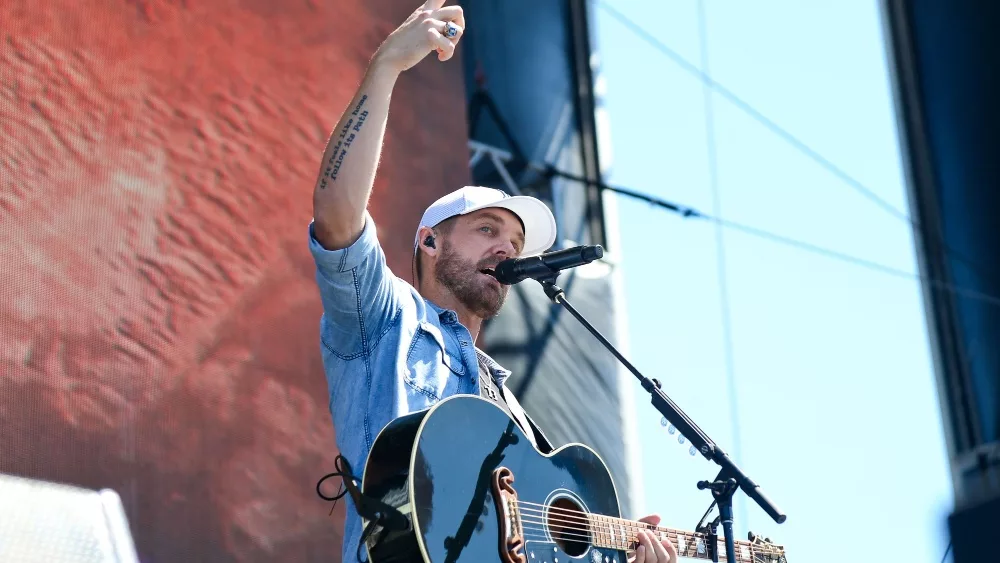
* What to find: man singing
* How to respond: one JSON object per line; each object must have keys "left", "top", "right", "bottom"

{"left": 308, "top": 2, "right": 677, "bottom": 562}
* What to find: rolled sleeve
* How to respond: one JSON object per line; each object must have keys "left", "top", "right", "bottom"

{"left": 309, "top": 212, "right": 399, "bottom": 357}
{"left": 309, "top": 212, "right": 380, "bottom": 277}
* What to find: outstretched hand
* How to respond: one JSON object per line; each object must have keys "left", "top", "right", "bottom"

{"left": 374, "top": 0, "right": 466, "bottom": 74}
{"left": 629, "top": 515, "right": 678, "bottom": 563}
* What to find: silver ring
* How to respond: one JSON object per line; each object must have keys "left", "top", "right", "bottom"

{"left": 444, "top": 22, "right": 459, "bottom": 39}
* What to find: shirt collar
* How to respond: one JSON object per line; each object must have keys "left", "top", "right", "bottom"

{"left": 475, "top": 349, "right": 511, "bottom": 387}
{"left": 426, "top": 300, "right": 459, "bottom": 325}
{"left": 425, "top": 299, "right": 511, "bottom": 384}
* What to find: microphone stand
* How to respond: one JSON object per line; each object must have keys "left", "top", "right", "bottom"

{"left": 532, "top": 272, "right": 786, "bottom": 562}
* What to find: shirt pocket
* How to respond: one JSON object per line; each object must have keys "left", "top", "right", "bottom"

{"left": 404, "top": 322, "right": 466, "bottom": 401}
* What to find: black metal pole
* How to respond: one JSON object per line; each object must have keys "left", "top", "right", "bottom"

{"left": 538, "top": 277, "right": 787, "bottom": 526}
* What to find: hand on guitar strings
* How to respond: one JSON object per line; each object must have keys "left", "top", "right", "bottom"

{"left": 630, "top": 514, "right": 678, "bottom": 563}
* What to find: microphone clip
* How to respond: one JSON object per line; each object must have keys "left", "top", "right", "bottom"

{"left": 533, "top": 268, "right": 562, "bottom": 285}
{"left": 538, "top": 277, "right": 567, "bottom": 303}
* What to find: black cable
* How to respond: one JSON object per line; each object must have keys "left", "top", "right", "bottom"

{"left": 712, "top": 216, "right": 1000, "bottom": 308}
{"left": 593, "top": 0, "right": 1000, "bottom": 291}
{"left": 539, "top": 165, "right": 702, "bottom": 217}
{"left": 940, "top": 541, "right": 952, "bottom": 563}
{"left": 316, "top": 456, "right": 352, "bottom": 516}
{"left": 541, "top": 162, "right": 1000, "bottom": 308}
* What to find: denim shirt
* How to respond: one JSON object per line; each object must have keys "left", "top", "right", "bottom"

{"left": 308, "top": 213, "right": 516, "bottom": 562}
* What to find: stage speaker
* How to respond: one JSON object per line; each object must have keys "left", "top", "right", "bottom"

{"left": 0, "top": 473, "right": 140, "bottom": 563}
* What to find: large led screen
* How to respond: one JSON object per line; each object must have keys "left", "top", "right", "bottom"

{"left": 1, "top": 1, "right": 469, "bottom": 560}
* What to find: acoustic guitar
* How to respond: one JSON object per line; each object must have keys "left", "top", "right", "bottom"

{"left": 360, "top": 395, "right": 787, "bottom": 563}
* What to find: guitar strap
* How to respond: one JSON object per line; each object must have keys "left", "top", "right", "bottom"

{"left": 500, "top": 384, "right": 554, "bottom": 454}
{"left": 477, "top": 353, "right": 555, "bottom": 453}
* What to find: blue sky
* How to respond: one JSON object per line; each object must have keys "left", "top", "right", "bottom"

{"left": 591, "top": 1, "right": 954, "bottom": 561}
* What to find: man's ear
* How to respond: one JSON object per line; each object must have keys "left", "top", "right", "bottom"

{"left": 417, "top": 226, "right": 438, "bottom": 257}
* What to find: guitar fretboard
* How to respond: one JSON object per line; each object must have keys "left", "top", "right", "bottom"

{"left": 585, "top": 514, "right": 776, "bottom": 563}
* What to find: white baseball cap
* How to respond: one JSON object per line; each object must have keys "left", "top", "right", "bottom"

{"left": 414, "top": 186, "right": 557, "bottom": 257}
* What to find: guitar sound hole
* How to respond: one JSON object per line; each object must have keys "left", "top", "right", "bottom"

{"left": 547, "top": 497, "right": 591, "bottom": 557}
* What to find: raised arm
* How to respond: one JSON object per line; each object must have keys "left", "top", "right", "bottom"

{"left": 312, "top": 0, "right": 465, "bottom": 250}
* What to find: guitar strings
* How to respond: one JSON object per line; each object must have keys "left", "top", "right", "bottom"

{"left": 516, "top": 533, "right": 637, "bottom": 553}
{"left": 516, "top": 512, "right": 691, "bottom": 549}
{"left": 515, "top": 534, "right": 690, "bottom": 560}
{"left": 517, "top": 520, "right": 768, "bottom": 560}
{"left": 519, "top": 525, "right": 632, "bottom": 548}
{"left": 517, "top": 527, "right": 758, "bottom": 563}
{"left": 517, "top": 513, "right": 663, "bottom": 543}
{"left": 517, "top": 520, "right": 723, "bottom": 556}
{"left": 517, "top": 515, "right": 773, "bottom": 563}
{"left": 515, "top": 498, "right": 769, "bottom": 548}
{"left": 515, "top": 501, "right": 717, "bottom": 540}
{"left": 517, "top": 526, "right": 739, "bottom": 561}
{"left": 512, "top": 502, "right": 779, "bottom": 557}
{"left": 515, "top": 499, "right": 734, "bottom": 538}
{"left": 518, "top": 519, "right": 686, "bottom": 550}
{"left": 519, "top": 531, "right": 771, "bottom": 563}
{"left": 516, "top": 533, "right": 639, "bottom": 554}
{"left": 517, "top": 511, "right": 725, "bottom": 550}
{"left": 518, "top": 504, "right": 674, "bottom": 532}
{"left": 518, "top": 531, "right": 771, "bottom": 563}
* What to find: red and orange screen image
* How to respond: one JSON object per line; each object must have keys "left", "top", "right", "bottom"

{"left": 1, "top": 1, "right": 469, "bottom": 560}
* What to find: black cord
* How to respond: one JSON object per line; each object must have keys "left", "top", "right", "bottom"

{"left": 940, "top": 541, "right": 952, "bottom": 563}
{"left": 713, "top": 216, "right": 1000, "bottom": 308}
{"left": 539, "top": 158, "right": 1000, "bottom": 309}
{"left": 315, "top": 458, "right": 376, "bottom": 562}
{"left": 316, "top": 455, "right": 353, "bottom": 515}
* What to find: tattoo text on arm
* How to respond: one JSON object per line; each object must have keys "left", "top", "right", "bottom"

{"left": 320, "top": 94, "right": 370, "bottom": 189}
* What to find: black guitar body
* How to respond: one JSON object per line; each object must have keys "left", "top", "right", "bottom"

{"left": 362, "top": 395, "right": 627, "bottom": 563}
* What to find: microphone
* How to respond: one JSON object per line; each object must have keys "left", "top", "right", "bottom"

{"left": 492, "top": 245, "right": 604, "bottom": 285}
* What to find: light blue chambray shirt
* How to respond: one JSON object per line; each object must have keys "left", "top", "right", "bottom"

{"left": 308, "top": 212, "right": 521, "bottom": 562}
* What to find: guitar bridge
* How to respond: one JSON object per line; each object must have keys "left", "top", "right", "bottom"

{"left": 491, "top": 467, "right": 527, "bottom": 563}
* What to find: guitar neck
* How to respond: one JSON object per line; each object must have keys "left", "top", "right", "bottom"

{"left": 586, "top": 514, "right": 760, "bottom": 562}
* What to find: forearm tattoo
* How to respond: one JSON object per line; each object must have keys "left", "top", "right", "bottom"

{"left": 320, "top": 94, "right": 369, "bottom": 189}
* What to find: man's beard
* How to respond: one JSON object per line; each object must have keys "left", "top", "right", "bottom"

{"left": 434, "top": 239, "right": 508, "bottom": 319}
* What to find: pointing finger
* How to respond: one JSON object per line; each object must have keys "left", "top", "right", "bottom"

{"left": 422, "top": 0, "right": 447, "bottom": 10}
